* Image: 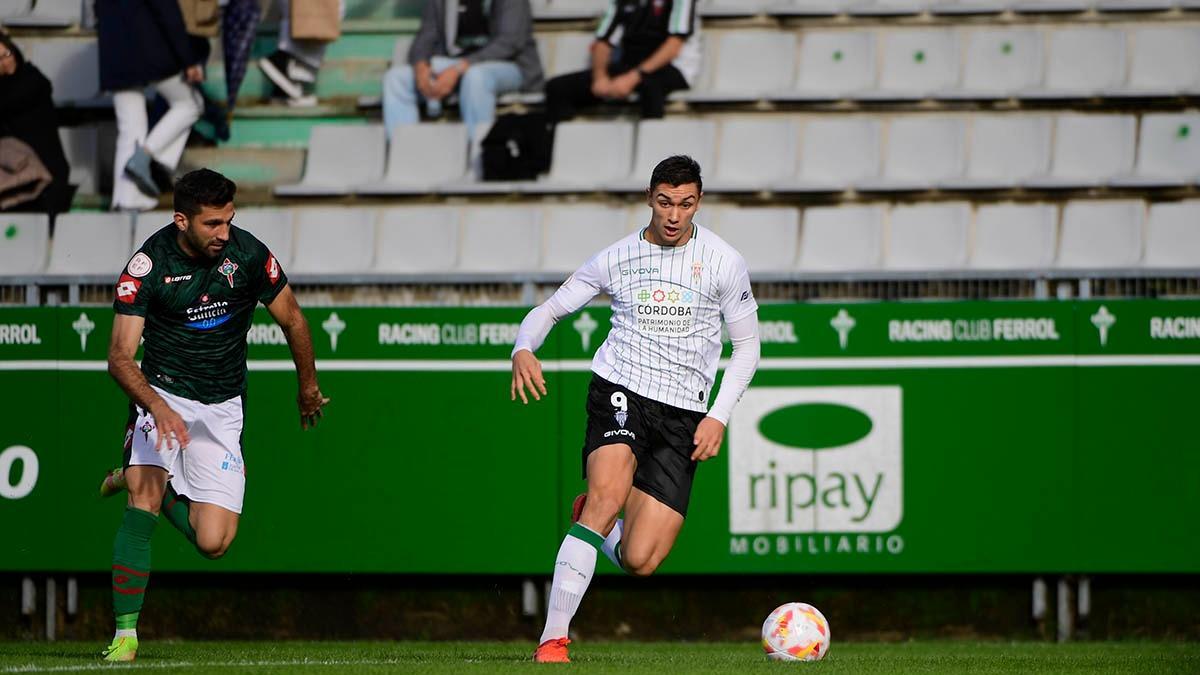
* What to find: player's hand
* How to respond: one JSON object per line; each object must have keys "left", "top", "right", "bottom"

{"left": 432, "top": 67, "right": 461, "bottom": 99}
{"left": 591, "top": 75, "right": 614, "bottom": 99}
{"left": 149, "top": 403, "right": 190, "bottom": 452}
{"left": 185, "top": 65, "right": 204, "bottom": 83}
{"left": 298, "top": 385, "right": 330, "bottom": 429}
{"left": 610, "top": 71, "right": 640, "bottom": 98}
{"left": 692, "top": 417, "right": 725, "bottom": 462}
{"left": 511, "top": 349, "right": 547, "bottom": 404}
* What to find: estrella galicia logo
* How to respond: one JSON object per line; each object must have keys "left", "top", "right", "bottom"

{"left": 728, "top": 387, "right": 903, "bottom": 535}
{"left": 185, "top": 294, "right": 232, "bottom": 330}
{"left": 615, "top": 410, "right": 628, "bottom": 429}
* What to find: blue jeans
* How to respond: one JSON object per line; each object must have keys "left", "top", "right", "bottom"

{"left": 382, "top": 56, "right": 523, "bottom": 141}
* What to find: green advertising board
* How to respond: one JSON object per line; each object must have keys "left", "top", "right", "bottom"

{"left": 1, "top": 301, "right": 1198, "bottom": 574}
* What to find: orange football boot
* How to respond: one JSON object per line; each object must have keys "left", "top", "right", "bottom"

{"left": 533, "top": 637, "right": 571, "bottom": 663}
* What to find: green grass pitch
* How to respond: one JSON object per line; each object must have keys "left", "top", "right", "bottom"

{"left": 1, "top": 641, "right": 1197, "bottom": 674}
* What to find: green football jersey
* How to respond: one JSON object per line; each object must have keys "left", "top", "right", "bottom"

{"left": 113, "top": 223, "right": 288, "bottom": 404}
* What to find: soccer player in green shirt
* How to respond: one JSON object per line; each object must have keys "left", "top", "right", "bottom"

{"left": 97, "top": 169, "right": 329, "bottom": 661}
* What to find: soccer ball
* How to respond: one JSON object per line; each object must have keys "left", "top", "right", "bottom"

{"left": 761, "top": 602, "right": 830, "bottom": 662}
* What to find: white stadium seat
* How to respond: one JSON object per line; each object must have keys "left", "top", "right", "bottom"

{"left": 930, "top": 0, "right": 1010, "bottom": 14}
{"left": 1112, "top": 114, "right": 1200, "bottom": 188}
{"left": 858, "top": 116, "right": 967, "bottom": 190}
{"left": 711, "top": 207, "right": 801, "bottom": 273}
{"left": 48, "top": 213, "right": 132, "bottom": 275}
{"left": 1026, "top": 114, "right": 1136, "bottom": 188}
{"left": 548, "top": 33, "right": 594, "bottom": 78}
{"left": 1056, "top": 200, "right": 1144, "bottom": 269}
{"left": 276, "top": 124, "right": 386, "bottom": 196}
{"left": 541, "top": 205, "right": 629, "bottom": 274}
{"left": 797, "top": 206, "right": 886, "bottom": 271}
{"left": 943, "top": 115, "right": 1052, "bottom": 189}
{"left": 0, "top": 213, "right": 49, "bottom": 275}
{"left": 1096, "top": 0, "right": 1178, "bottom": 11}
{"left": 786, "top": 30, "right": 877, "bottom": 100}
{"left": 1029, "top": 28, "right": 1126, "bottom": 98}
{"left": 0, "top": 0, "right": 34, "bottom": 19}
{"left": 533, "top": 0, "right": 608, "bottom": 21}
{"left": 459, "top": 207, "right": 540, "bottom": 273}
{"left": 234, "top": 208, "right": 296, "bottom": 270}
{"left": 1143, "top": 201, "right": 1200, "bottom": 269}
{"left": 58, "top": 125, "right": 98, "bottom": 195}
{"left": 848, "top": 0, "right": 929, "bottom": 15}
{"left": 699, "top": 0, "right": 773, "bottom": 17}
{"left": 870, "top": 30, "right": 961, "bottom": 99}
{"left": 360, "top": 123, "right": 468, "bottom": 195}
{"left": 685, "top": 31, "right": 796, "bottom": 102}
{"left": 1013, "top": 0, "right": 1094, "bottom": 11}
{"left": 291, "top": 208, "right": 376, "bottom": 274}
{"left": 708, "top": 118, "right": 799, "bottom": 192}
{"left": 609, "top": 119, "right": 717, "bottom": 192}
{"left": 951, "top": 28, "right": 1044, "bottom": 98}
{"left": 885, "top": 202, "right": 972, "bottom": 270}
{"left": 779, "top": 117, "right": 882, "bottom": 192}
{"left": 133, "top": 211, "right": 172, "bottom": 254}
{"left": 971, "top": 203, "right": 1059, "bottom": 270}
{"left": 770, "top": 0, "right": 853, "bottom": 17}
{"left": 1113, "top": 27, "right": 1200, "bottom": 96}
{"left": 3, "top": 0, "right": 80, "bottom": 27}
{"left": 19, "top": 37, "right": 102, "bottom": 105}
{"left": 373, "top": 207, "right": 459, "bottom": 274}
{"left": 524, "top": 120, "right": 634, "bottom": 193}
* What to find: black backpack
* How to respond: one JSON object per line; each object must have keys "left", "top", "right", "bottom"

{"left": 481, "top": 113, "right": 553, "bottom": 181}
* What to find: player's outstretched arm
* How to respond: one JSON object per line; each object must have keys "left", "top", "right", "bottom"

{"left": 266, "top": 285, "right": 329, "bottom": 429}
{"left": 107, "top": 314, "right": 190, "bottom": 451}
{"left": 693, "top": 312, "right": 762, "bottom": 462}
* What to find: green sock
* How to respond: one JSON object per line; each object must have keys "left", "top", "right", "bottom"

{"left": 111, "top": 507, "right": 157, "bottom": 627}
{"left": 115, "top": 612, "right": 139, "bottom": 630}
{"left": 160, "top": 484, "right": 197, "bottom": 545}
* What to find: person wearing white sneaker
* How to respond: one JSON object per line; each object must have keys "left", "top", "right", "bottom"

{"left": 97, "top": 0, "right": 205, "bottom": 211}
{"left": 258, "top": 0, "right": 346, "bottom": 107}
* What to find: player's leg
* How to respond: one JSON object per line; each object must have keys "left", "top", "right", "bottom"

{"left": 189, "top": 503, "right": 240, "bottom": 559}
{"left": 537, "top": 443, "right": 635, "bottom": 662}
{"left": 104, "top": 465, "right": 167, "bottom": 662}
{"left": 618, "top": 487, "right": 685, "bottom": 577}
{"left": 168, "top": 394, "right": 247, "bottom": 559}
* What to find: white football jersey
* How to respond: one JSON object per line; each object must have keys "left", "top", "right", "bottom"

{"left": 548, "top": 224, "right": 758, "bottom": 412}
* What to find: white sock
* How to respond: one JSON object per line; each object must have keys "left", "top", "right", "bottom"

{"left": 539, "top": 525, "right": 601, "bottom": 644}
{"left": 601, "top": 519, "right": 624, "bottom": 571}
{"left": 114, "top": 628, "right": 136, "bottom": 639}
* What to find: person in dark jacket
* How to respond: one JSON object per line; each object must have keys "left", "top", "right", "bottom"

{"left": 382, "top": 0, "right": 543, "bottom": 163}
{"left": 96, "top": 0, "right": 205, "bottom": 211}
{"left": 0, "top": 33, "right": 72, "bottom": 215}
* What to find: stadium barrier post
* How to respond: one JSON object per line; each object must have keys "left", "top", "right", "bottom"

{"left": 44, "top": 577, "right": 56, "bottom": 641}
{"left": 21, "top": 577, "right": 35, "bottom": 617}
{"left": 1032, "top": 576, "right": 1048, "bottom": 639}
{"left": 1056, "top": 576, "right": 1074, "bottom": 643}
{"left": 522, "top": 578, "right": 539, "bottom": 618}
{"left": 1076, "top": 576, "right": 1091, "bottom": 639}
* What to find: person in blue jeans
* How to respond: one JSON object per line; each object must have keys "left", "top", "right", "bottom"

{"left": 383, "top": 0, "right": 543, "bottom": 173}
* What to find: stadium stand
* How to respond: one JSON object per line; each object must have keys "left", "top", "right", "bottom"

{"left": 1, "top": 0, "right": 78, "bottom": 28}
{"left": 0, "top": 213, "right": 49, "bottom": 275}
{"left": 45, "top": 213, "right": 131, "bottom": 276}
{"left": 710, "top": 207, "right": 801, "bottom": 273}
{"left": 943, "top": 115, "right": 1052, "bottom": 190}
{"left": 781, "top": 117, "right": 882, "bottom": 192}
{"left": 359, "top": 123, "right": 469, "bottom": 195}
{"left": 1026, "top": 114, "right": 1137, "bottom": 189}
{"left": 291, "top": 208, "right": 376, "bottom": 274}
{"left": 784, "top": 30, "right": 876, "bottom": 101}
{"left": 970, "top": 203, "right": 1059, "bottom": 271}
{"left": 522, "top": 120, "right": 634, "bottom": 193}
{"left": 373, "top": 207, "right": 460, "bottom": 274}
{"left": 540, "top": 205, "right": 629, "bottom": 273}
{"left": 1114, "top": 113, "right": 1200, "bottom": 187}
{"left": 132, "top": 211, "right": 172, "bottom": 254}
{"left": 1056, "top": 200, "right": 1145, "bottom": 269}
{"left": 858, "top": 116, "right": 967, "bottom": 191}
{"left": 708, "top": 118, "right": 798, "bottom": 193}
{"left": 608, "top": 118, "right": 718, "bottom": 192}
{"left": 885, "top": 202, "right": 972, "bottom": 271}
{"left": 679, "top": 31, "right": 796, "bottom": 103}
{"left": 797, "top": 205, "right": 886, "bottom": 272}
{"left": 951, "top": 28, "right": 1044, "bottom": 99}
{"left": 459, "top": 207, "right": 541, "bottom": 273}
{"left": 275, "top": 124, "right": 386, "bottom": 197}
{"left": 1143, "top": 201, "right": 1200, "bottom": 269}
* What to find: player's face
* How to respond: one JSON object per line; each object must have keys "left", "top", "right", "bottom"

{"left": 176, "top": 203, "right": 234, "bottom": 260}
{"left": 646, "top": 183, "right": 702, "bottom": 246}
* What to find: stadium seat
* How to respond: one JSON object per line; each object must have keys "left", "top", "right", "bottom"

{"left": 885, "top": 202, "right": 972, "bottom": 270}
{"left": 2, "top": 0, "right": 80, "bottom": 27}
{"left": 971, "top": 203, "right": 1059, "bottom": 270}
{"left": 1026, "top": 114, "right": 1136, "bottom": 188}
{"left": 848, "top": 0, "right": 930, "bottom": 15}
{"left": 1142, "top": 201, "right": 1200, "bottom": 268}
{"left": 522, "top": 120, "right": 634, "bottom": 194}
{"left": 19, "top": 37, "right": 102, "bottom": 105}
{"left": 797, "top": 206, "right": 886, "bottom": 271}
{"left": 785, "top": 30, "right": 877, "bottom": 100}
{"left": 777, "top": 117, "right": 882, "bottom": 192}
{"left": 708, "top": 118, "right": 798, "bottom": 193}
{"left": 458, "top": 207, "right": 540, "bottom": 273}
{"left": 58, "top": 125, "right": 98, "bottom": 195}
{"left": 1012, "top": 0, "right": 1094, "bottom": 11}
{"left": 133, "top": 211, "right": 173, "bottom": 254}
{"left": 710, "top": 207, "right": 801, "bottom": 273}
{"left": 1112, "top": 27, "right": 1200, "bottom": 96}
{"left": 868, "top": 30, "right": 961, "bottom": 99}
{"left": 930, "top": 0, "right": 1009, "bottom": 14}
{"left": 942, "top": 115, "right": 1052, "bottom": 189}
{"left": 0, "top": 0, "right": 33, "bottom": 19}
{"left": 290, "top": 208, "right": 377, "bottom": 274}
{"left": 1056, "top": 200, "right": 1144, "bottom": 269}
{"left": 275, "top": 124, "right": 386, "bottom": 196}
{"left": 858, "top": 116, "right": 967, "bottom": 191}
{"left": 234, "top": 208, "right": 296, "bottom": 270}
{"left": 1028, "top": 28, "right": 1126, "bottom": 98}
{"left": 533, "top": 0, "right": 608, "bottom": 20}
{"left": 0, "top": 213, "right": 49, "bottom": 275}
{"left": 949, "top": 28, "right": 1044, "bottom": 98}
{"left": 547, "top": 33, "right": 594, "bottom": 78}
{"left": 373, "top": 207, "right": 459, "bottom": 274}
{"left": 541, "top": 205, "right": 629, "bottom": 274}
{"left": 1095, "top": 0, "right": 1177, "bottom": 10}
{"left": 699, "top": 0, "right": 773, "bottom": 16}
{"left": 608, "top": 119, "right": 717, "bottom": 192}
{"left": 768, "top": 0, "right": 851, "bottom": 16}
{"left": 47, "top": 213, "right": 132, "bottom": 275}
{"left": 683, "top": 31, "right": 796, "bottom": 102}
{"left": 1112, "top": 114, "right": 1200, "bottom": 188}
{"left": 359, "top": 123, "right": 468, "bottom": 195}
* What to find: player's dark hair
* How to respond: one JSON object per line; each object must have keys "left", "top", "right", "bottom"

{"left": 649, "top": 155, "right": 703, "bottom": 194}
{"left": 173, "top": 168, "right": 237, "bottom": 217}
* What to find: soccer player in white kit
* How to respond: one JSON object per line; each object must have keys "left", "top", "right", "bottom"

{"left": 511, "top": 156, "right": 762, "bottom": 662}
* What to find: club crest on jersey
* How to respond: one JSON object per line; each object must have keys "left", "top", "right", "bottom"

{"left": 615, "top": 410, "right": 628, "bottom": 429}
{"left": 217, "top": 258, "right": 239, "bottom": 287}
{"left": 140, "top": 420, "right": 154, "bottom": 441}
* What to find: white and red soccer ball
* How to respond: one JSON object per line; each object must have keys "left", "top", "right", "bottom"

{"left": 761, "top": 602, "right": 831, "bottom": 662}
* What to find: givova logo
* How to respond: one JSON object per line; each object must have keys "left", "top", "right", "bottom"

{"left": 728, "top": 387, "right": 902, "bottom": 534}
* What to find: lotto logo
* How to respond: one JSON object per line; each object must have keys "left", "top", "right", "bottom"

{"left": 116, "top": 275, "right": 141, "bottom": 303}
{"left": 265, "top": 254, "right": 281, "bottom": 284}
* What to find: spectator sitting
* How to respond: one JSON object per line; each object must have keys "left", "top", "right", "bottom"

{"left": 545, "top": 0, "right": 699, "bottom": 123}
{"left": 258, "top": 0, "right": 345, "bottom": 107}
{"left": 0, "top": 33, "right": 72, "bottom": 215}
{"left": 96, "top": 0, "right": 205, "bottom": 211}
{"left": 382, "top": 0, "right": 543, "bottom": 167}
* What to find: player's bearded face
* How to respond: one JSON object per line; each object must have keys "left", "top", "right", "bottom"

{"left": 179, "top": 203, "right": 235, "bottom": 259}
{"left": 646, "top": 183, "right": 701, "bottom": 246}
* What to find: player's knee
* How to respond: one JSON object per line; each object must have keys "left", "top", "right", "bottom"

{"left": 622, "top": 549, "right": 662, "bottom": 577}
{"left": 582, "top": 493, "right": 623, "bottom": 523}
{"left": 195, "top": 531, "right": 231, "bottom": 559}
